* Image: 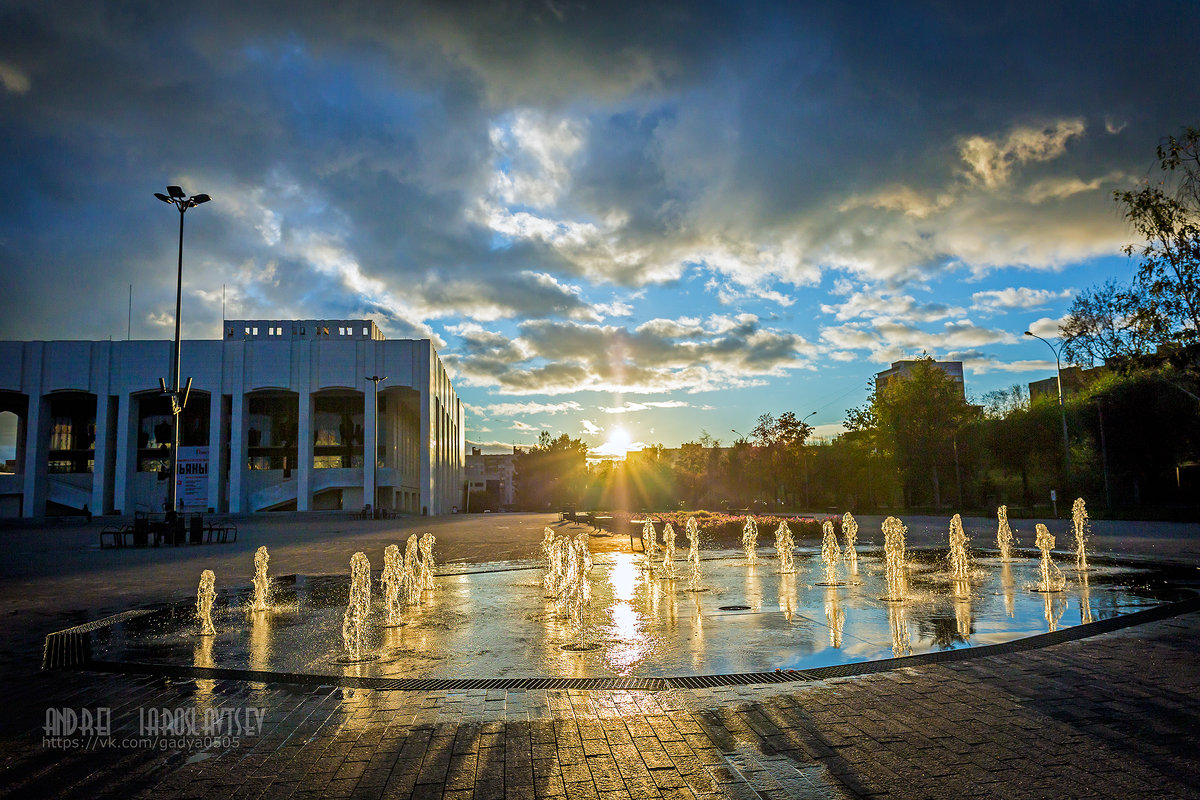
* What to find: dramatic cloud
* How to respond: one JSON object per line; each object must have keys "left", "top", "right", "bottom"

{"left": 971, "top": 287, "right": 1074, "bottom": 313}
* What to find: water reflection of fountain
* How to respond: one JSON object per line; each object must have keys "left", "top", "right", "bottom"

{"left": 1078, "top": 570, "right": 1093, "bottom": 624}
{"left": 742, "top": 516, "right": 759, "bottom": 563}
{"left": 340, "top": 552, "right": 375, "bottom": 662}
{"left": 842, "top": 512, "right": 859, "bottom": 576}
{"left": 778, "top": 572, "right": 797, "bottom": 621}
{"left": 824, "top": 586, "right": 844, "bottom": 648}
{"left": 196, "top": 570, "right": 216, "bottom": 636}
{"left": 1033, "top": 524, "right": 1066, "bottom": 593}
{"left": 744, "top": 564, "right": 763, "bottom": 611}
{"left": 686, "top": 517, "right": 703, "bottom": 591}
{"left": 1072, "top": 497, "right": 1091, "bottom": 572}
{"left": 1001, "top": 561, "right": 1015, "bottom": 617}
{"left": 251, "top": 546, "right": 271, "bottom": 612}
{"left": 249, "top": 607, "right": 270, "bottom": 672}
{"left": 997, "top": 505, "right": 1016, "bottom": 561}
{"left": 661, "top": 524, "right": 677, "bottom": 580}
{"left": 888, "top": 602, "right": 910, "bottom": 657}
{"left": 192, "top": 632, "right": 216, "bottom": 715}
{"left": 881, "top": 517, "right": 907, "bottom": 602}
{"left": 1043, "top": 592, "right": 1067, "bottom": 632}
{"left": 775, "top": 521, "right": 796, "bottom": 574}
{"left": 953, "top": 580, "right": 972, "bottom": 640}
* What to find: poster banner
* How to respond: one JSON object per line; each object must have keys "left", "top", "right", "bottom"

{"left": 176, "top": 446, "right": 209, "bottom": 511}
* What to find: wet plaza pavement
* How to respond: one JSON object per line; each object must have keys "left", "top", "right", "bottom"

{"left": 2, "top": 511, "right": 1199, "bottom": 798}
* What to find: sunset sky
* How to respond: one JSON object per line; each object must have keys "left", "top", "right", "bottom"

{"left": 2, "top": 1, "right": 1197, "bottom": 454}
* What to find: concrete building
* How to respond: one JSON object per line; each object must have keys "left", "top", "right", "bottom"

{"left": 875, "top": 359, "right": 965, "bottom": 399}
{"left": 465, "top": 446, "right": 519, "bottom": 512}
{"left": 0, "top": 320, "right": 464, "bottom": 517}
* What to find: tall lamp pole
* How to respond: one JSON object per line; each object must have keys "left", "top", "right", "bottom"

{"left": 801, "top": 411, "right": 816, "bottom": 510}
{"left": 366, "top": 375, "right": 387, "bottom": 512}
{"left": 154, "top": 186, "right": 210, "bottom": 513}
{"left": 1024, "top": 330, "right": 1071, "bottom": 478}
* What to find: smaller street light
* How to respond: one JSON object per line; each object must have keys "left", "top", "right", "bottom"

{"left": 1025, "top": 330, "right": 1072, "bottom": 478}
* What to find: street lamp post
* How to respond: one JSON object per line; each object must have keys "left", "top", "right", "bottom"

{"left": 154, "top": 186, "right": 210, "bottom": 513}
{"left": 801, "top": 411, "right": 816, "bottom": 511}
{"left": 366, "top": 375, "right": 387, "bottom": 515}
{"left": 1024, "top": 330, "right": 1072, "bottom": 478}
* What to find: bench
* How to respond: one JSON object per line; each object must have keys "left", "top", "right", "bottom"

{"left": 99, "top": 525, "right": 133, "bottom": 548}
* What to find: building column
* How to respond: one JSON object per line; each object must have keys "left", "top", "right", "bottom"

{"left": 207, "top": 391, "right": 222, "bottom": 513}
{"left": 364, "top": 386, "right": 377, "bottom": 509}
{"left": 297, "top": 388, "right": 312, "bottom": 511}
{"left": 112, "top": 393, "right": 136, "bottom": 514}
{"left": 228, "top": 390, "right": 245, "bottom": 513}
{"left": 419, "top": 387, "right": 430, "bottom": 516}
{"left": 21, "top": 393, "right": 48, "bottom": 517}
{"left": 91, "top": 393, "right": 112, "bottom": 515}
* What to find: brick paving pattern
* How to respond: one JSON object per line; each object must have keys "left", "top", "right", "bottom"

{"left": 2, "top": 610, "right": 1197, "bottom": 799}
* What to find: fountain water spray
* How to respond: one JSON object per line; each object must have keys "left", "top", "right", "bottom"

{"left": 1033, "top": 523, "right": 1066, "bottom": 592}
{"left": 418, "top": 533, "right": 436, "bottom": 591}
{"left": 1072, "top": 497, "right": 1090, "bottom": 571}
{"left": 250, "top": 546, "right": 270, "bottom": 612}
{"left": 381, "top": 544, "right": 405, "bottom": 627}
{"left": 819, "top": 519, "right": 842, "bottom": 585}
{"left": 774, "top": 521, "right": 795, "bottom": 574}
{"left": 841, "top": 512, "right": 858, "bottom": 574}
{"left": 685, "top": 516, "right": 703, "bottom": 590}
{"left": 560, "top": 530, "right": 595, "bottom": 649}
{"left": 948, "top": 514, "right": 971, "bottom": 581}
{"left": 401, "top": 535, "right": 421, "bottom": 604}
{"left": 196, "top": 569, "right": 216, "bottom": 636}
{"left": 542, "top": 527, "right": 565, "bottom": 596}
{"left": 642, "top": 519, "right": 658, "bottom": 565}
{"left": 342, "top": 552, "right": 372, "bottom": 661}
{"left": 881, "top": 516, "right": 907, "bottom": 602}
{"left": 742, "top": 516, "right": 759, "bottom": 563}
{"left": 996, "top": 505, "right": 1015, "bottom": 561}
{"left": 661, "top": 523, "right": 677, "bottom": 579}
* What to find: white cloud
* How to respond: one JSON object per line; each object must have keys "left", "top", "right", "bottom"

{"left": 1026, "top": 316, "right": 1068, "bottom": 339}
{"left": 820, "top": 291, "right": 965, "bottom": 323}
{"left": 958, "top": 119, "right": 1087, "bottom": 188}
{"left": 971, "top": 287, "right": 1073, "bottom": 313}
{"left": 601, "top": 400, "right": 691, "bottom": 414}
{"left": 580, "top": 419, "right": 602, "bottom": 435}
{"left": 476, "top": 400, "right": 583, "bottom": 417}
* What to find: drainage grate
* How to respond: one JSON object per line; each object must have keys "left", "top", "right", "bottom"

{"left": 718, "top": 605, "right": 752, "bottom": 611}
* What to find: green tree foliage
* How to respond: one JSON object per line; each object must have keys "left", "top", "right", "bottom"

{"left": 1061, "top": 280, "right": 1164, "bottom": 366}
{"left": 514, "top": 432, "right": 589, "bottom": 510}
{"left": 867, "top": 358, "right": 980, "bottom": 508}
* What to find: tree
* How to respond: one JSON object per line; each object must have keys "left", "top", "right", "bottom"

{"left": 1060, "top": 280, "right": 1164, "bottom": 366}
{"left": 514, "top": 432, "right": 589, "bottom": 510}
{"left": 1112, "top": 126, "right": 1200, "bottom": 344}
{"left": 869, "top": 357, "right": 979, "bottom": 508}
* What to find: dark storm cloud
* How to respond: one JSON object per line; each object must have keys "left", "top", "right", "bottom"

{"left": 0, "top": 0, "right": 1197, "bottom": 342}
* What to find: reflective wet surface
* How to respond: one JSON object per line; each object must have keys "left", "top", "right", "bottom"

{"left": 93, "top": 548, "right": 1197, "bottom": 679}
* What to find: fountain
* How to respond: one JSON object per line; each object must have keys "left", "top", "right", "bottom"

{"left": 642, "top": 519, "right": 658, "bottom": 565}
{"left": 559, "top": 530, "right": 595, "bottom": 650}
{"left": 401, "top": 535, "right": 421, "bottom": 604}
{"left": 380, "top": 544, "right": 405, "bottom": 627}
{"left": 1072, "top": 497, "right": 1090, "bottom": 571}
{"left": 996, "top": 505, "right": 1016, "bottom": 561}
{"left": 196, "top": 570, "right": 216, "bottom": 636}
{"left": 418, "top": 533, "right": 436, "bottom": 592}
{"left": 1033, "top": 523, "right": 1066, "bottom": 592}
{"left": 948, "top": 514, "right": 971, "bottom": 581}
{"left": 685, "top": 516, "right": 702, "bottom": 591}
{"left": 661, "top": 523, "right": 677, "bottom": 579}
{"left": 541, "top": 527, "right": 564, "bottom": 596}
{"left": 841, "top": 512, "right": 859, "bottom": 574}
{"left": 774, "top": 521, "right": 795, "bottom": 574}
{"left": 742, "top": 516, "right": 759, "bottom": 563}
{"left": 250, "top": 546, "right": 270, "bottom": 612}
{"left": 341, "top": 552, "right": 373, "bottom": 662}
{"left": 881, "top": 516, "right": 907, "bottom": 602}
{"left": 818, "top": 519, "right": 842, "bottom": 586}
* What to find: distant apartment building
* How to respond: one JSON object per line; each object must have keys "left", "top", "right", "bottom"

{"left": 465, "top": 446, "right": 519, "bottom": 511}
{"left": 1027, "top": 365, "right": 1108, "bottom": 403}
{"left": 875, "top": 359, "right": 966, "bottom": 399}
{"left": 0, "top": 320, "right": 464, "bottom": 517}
